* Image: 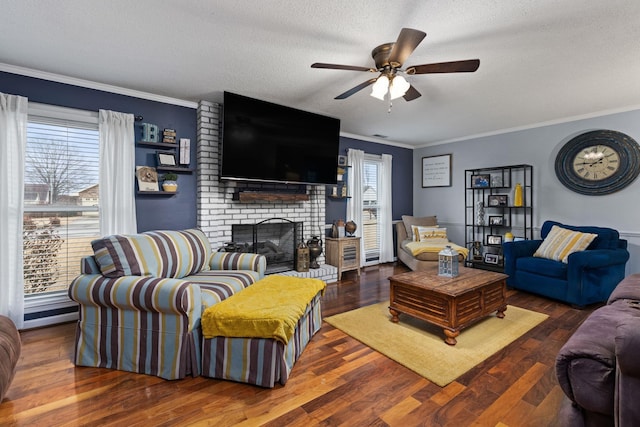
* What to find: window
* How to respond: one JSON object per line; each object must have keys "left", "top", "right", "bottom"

{"left": 362, "top": 155, "right": 381, "bottom": 263}
{"left": 23, "top": 103, "right": 100, "bottom": 327}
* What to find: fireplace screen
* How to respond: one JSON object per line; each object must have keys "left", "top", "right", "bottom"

{"left": 231, "top": 218, "right": 304, "bottom": 274}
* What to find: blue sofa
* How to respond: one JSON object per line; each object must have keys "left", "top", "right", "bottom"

{"left": 503, "top": 220, "right": 629, "bottom": 307}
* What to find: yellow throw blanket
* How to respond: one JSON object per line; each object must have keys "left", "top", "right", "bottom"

{"left": 405, "top": 241, "right": 469, "bottom": 259}
{"left": 201, "top": 275, "right": 326, "bottom": 344}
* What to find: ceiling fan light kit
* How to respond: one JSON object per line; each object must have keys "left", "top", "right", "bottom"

{"left": 311, "top": 28, "right": 480, "bottom": 105}
{"left": 370, "top": 74, "right": 411, "bottom": 101}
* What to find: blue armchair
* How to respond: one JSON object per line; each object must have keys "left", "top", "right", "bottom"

{"left": 503, "top": 220, "right": 629, "bottom": 307}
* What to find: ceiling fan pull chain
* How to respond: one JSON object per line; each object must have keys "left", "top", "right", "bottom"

{"left": 388, "top": 99, "right": 393, "bottom": 114}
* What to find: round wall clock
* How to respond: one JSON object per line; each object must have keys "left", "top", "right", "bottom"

{"left": 555, "top": 129, "right": 640, "bottom": 195}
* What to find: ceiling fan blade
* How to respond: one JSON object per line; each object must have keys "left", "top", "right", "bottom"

{"left": 387, "top": 28, "right": 427, "bottom": 68}
{"left": 311, "top": 63, "right": 375, "bottom": 72}
{"left": 335, "top": 78, "right": 378, "bottom": 99}
{"left": 407, "top": 59, "right": 480, "bottom": 74}
{"left": 403, "top": 85, "right": 422, "bottom": 101}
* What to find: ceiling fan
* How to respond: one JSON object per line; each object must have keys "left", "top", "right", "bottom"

{"left": 311, "top": 28, "right": 480, "bottom": 102}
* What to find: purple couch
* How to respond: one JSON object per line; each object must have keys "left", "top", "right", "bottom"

{"left": 555, "top": 273, "right": 640, "bottom": 426}
{"left": 0, "top": 315, "right": 21, "bottom": 402}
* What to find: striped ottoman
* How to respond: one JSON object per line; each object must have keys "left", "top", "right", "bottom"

{"left": 201, "top": 275, "right": 325, "bottom": 388}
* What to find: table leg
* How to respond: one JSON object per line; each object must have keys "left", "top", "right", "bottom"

{"left": 496, "top": 305, "right": 507, "bottom": 319}
{"left": 389, "top": 307, "right": 400, "bottom": 323}
{"left": 444, "top": 329, "right": 459, "bottom": 346}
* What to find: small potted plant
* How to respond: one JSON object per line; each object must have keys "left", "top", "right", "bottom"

{"left": 162, "top": 173, "right": 178, "bottom": 192}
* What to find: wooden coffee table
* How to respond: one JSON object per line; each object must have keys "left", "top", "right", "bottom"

{"left": 388, "top": 266, "right": 508, "bottom": 345}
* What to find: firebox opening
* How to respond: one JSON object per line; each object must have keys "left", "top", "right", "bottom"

{"left": 231, "top": 218, "right": 304, "bottom": 274}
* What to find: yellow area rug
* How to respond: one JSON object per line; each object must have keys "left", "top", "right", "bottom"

{"left": 324, "top": 302, "right": 548, "bottom": 387}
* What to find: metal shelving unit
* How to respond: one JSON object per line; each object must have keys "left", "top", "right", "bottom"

{"left": 464, "top": 164, "right": 533, "bottom": 272}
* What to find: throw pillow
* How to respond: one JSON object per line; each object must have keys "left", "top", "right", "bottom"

{"left": 413, "top": 226, "right": 448, "bottom": 243}
{"left": 402, "top": 215, "right": 437, "bottom": 241}
{"left": 533, "top": 225, "right": 598, "bottom": 263}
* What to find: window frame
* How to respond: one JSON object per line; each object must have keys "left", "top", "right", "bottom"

{"left": 23, "top": 103, "right": 99, "bottom": 329}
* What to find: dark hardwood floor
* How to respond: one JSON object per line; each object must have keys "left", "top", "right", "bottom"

{"left": 0, "top": 262, "right": 594, "bottom": 426}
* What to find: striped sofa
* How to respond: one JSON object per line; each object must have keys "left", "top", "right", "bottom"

{"left": 68, "top": 229, "right": 266, "bottom": 380}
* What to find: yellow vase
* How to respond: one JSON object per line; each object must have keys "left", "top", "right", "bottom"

{"left": 514, "top": 183, "right": 523, "bottom": 207}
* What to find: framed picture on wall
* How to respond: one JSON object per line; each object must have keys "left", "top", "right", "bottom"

{"left": 422, "top": 154, "right": 452, "bottom": 188}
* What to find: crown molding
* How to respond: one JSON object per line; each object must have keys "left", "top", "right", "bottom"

{"left": 0, "top": 62, "right": 198, "bottom": 109}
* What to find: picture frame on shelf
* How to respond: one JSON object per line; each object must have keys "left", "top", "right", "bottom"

{"left": 422, "top": 154, "right": 452, "bottom": 188}
{"left": 484, "top": 253, "right": 500, "bottom": 264}
{"left": 471, "top": 174, "right": 490, "bottom": 188}
{"left": 135, "top": 166, "right": 159, "bottom": 192}
{"left": 486, "top": 234, "right": 503, "bottom": 246}
{"left": 157, "top": 151, "right": 177, "bottom": 166}
{"left": 489, "top": 216, "right": 504, "bottom": 226}
{"left": 337, "top": 155, "right": 347, "bottom": 167}
{"left": 488, "top": 194, "right": 508, "bottom": 206}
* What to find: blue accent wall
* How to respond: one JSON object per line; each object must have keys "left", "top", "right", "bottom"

{"left": 0, "top": 71, "right": 198, "bottom": 232}
{"left": 1, "top": 71, "right": 415, "bottom": 233}
{"left": 326, "top": 136, "right": 413, "bottom": 224}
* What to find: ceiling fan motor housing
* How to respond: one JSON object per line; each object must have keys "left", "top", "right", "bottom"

{"left": 372, "top": 43, "right": 395, "bottom": 69}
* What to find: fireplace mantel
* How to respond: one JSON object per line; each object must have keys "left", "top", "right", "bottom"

{"left": 234, "top": 191, "right": 310, "bottom": 202}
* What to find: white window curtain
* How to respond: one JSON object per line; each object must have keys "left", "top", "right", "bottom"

{"left": 0, "top": 93, "right": 28, "bottom": 328}
{"left": 98, "top": 110, "right": 137, "bottom": 236}
{"left": 379, "top": 153, "right": 394, "bottom": 263}
{"left": 346, "top": 148, "right": 365, "bottom": 266}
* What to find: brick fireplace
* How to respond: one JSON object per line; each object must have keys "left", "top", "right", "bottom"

{"left": 195, "top": 101, "right": 337, "bottom": 283}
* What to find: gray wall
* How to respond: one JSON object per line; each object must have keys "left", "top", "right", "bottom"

{"left": 413, "top": 108, "right": 640, "bottom": 275}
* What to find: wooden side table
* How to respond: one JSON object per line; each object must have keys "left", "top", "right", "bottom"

{"left": 325, "top": 237, "right": 361, "bottom": 280}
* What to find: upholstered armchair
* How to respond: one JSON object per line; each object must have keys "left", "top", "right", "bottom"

{"left": 503, "top": 220, "right": 629, "bottom": 307}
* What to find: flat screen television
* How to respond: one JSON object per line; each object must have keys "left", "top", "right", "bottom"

{"left": 221, "top": 91, "right": 341, "bottom": 185}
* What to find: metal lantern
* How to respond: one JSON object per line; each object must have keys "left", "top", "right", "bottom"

{"left": 438, "top": 245, "right": 459, "bottom": 277}
{"left": 295, "top": 240, "right": 310, "bottom": 272}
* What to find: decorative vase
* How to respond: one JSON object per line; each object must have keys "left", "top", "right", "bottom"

{"left": 345, "top": 221, "right": 357, "bottom": 237}
{"left": 162, "top": 180, "right": 178, "bottom": 192}
{"left": 476, "top": 201, "right": 485, "bottom": 226}
{"left": 472, "top": 241, "right": 483, "bottom": 261}
{"left": 307, "top": 236, "right": 323, "bottom": 269}
{"left": 514, "top": 183, "right": 523, "bottom": 207}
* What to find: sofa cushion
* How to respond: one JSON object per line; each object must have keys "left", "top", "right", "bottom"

{"left": 92, "top": 228, "right": 211, "bottom": 279}
{"left": 608, "top": 273, "right": 640, "bottom": 304}
{"left": 541, "top": 220, "right": 620, "bottom": 250}
{"left": 517, "top": 256, "right": 568, "bottom": 279}
{"left": 402, "top": 215, "right": 437, "bottom": 241}
{"left": 184, "top": 270, "right": 262, "bottom": 309}
{"left": 534, "top": 225, "right": 597, "bottom": 263}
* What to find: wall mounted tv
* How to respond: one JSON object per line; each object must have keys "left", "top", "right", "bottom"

{"left": 220, "top": 91, "right": 341, "bottom": 185}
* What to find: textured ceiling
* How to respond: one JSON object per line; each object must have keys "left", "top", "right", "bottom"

{"left": 2, "top": 0, "right": 640, "bottom": 147}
